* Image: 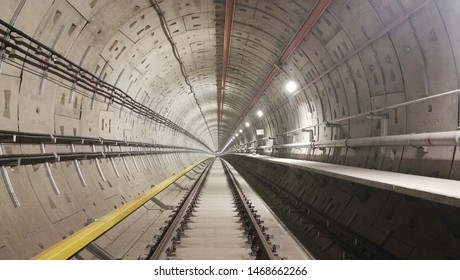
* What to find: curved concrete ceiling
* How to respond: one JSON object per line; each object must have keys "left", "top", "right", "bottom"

{"left": 3, "top": 0, "right": 457, "bottom": 151}
{"left": 1, "top": 0, "right": 460, "bottom": 259}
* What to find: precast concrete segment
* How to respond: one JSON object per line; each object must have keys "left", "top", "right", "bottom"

{"left": 224, "top": 0, "right": 331, "bottom": 146}
{"left": 100, "top": 174, "right": 204, "bottom": 260}
{"left": 218, "top": 0, "right": 236, "bottom": 142}
{"left": 168, "top": 159, "right": 252, "bottom": 260}
{"left": 32, "top": 159, "right": 210, "bottom": 260}
{"left": 234, "top": 154, "right": 460, "bottom": 208}
{"left": 251, "top": 0, "right": 432, "bottom": 127}
{"left": 0, "top": 19, "right": 212, "bottom": 151}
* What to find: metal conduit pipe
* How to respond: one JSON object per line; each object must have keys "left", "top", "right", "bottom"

{"left": 250, "top": 130, "right": 460, "bottom": 150}
{"left": 258, "top": 145, "right": 271, "bottom": 149}
{"left": 315, "top": 130, "right": 460, "bottom": 148}
{"left": 0, "top": 20, "right": 212, "bottom": 151}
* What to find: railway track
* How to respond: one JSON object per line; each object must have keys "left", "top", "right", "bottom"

{"left": 144, "top": 158, "right": 311, "bottom": 260}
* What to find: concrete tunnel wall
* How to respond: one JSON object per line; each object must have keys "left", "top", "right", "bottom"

{"left": 0, "top": 0, "right": 460, "bottom": 259}
{"left": 0, "top": 0, "right": 214, "bottom": 259}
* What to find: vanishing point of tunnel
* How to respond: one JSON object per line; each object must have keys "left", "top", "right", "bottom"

{"left": 0, "top": 0, "right": 460, "bottom": 260}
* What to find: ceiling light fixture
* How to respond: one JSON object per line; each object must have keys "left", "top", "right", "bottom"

{"left": 245, "top": 122, "right": 250, "bottom": 127}
{"left": 257, "top": 110, "right": 263, "bottom": 117}
{"left": 235, "top": 133, "right": 239, "bottom": 137}
{"left": 239, "top": 129, "right": 243, "bottom": 133}
{"left": 286, "top": 80, "right": 297, "bottom": 93}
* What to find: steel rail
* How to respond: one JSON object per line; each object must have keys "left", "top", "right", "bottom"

{"left": 148, "top": 158, "right": 277, "bottom": 260}
{"left": 230, "top": 159, "right": 397, "bottom": 259}
{"left": 221, "top": 159, "right": 277, "bottom": 260}
{"left": 31, "top": 158, "right": 211, "bottom": 260}
{"left": 148, "top": 158, "right": 214, "bottom": 259}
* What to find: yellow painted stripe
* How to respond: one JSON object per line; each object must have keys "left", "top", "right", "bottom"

{"left": 32, "top": 158, "right": 210, "bottom": 260}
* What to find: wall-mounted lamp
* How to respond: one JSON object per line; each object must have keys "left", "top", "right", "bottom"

{"left": 286, "top": 80, "right": 297, "bottom": 93}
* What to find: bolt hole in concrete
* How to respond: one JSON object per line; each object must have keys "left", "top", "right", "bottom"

{"left": 36, "top": 107, "right": 40, "bottom": 114}
{"left": 427, "top": 104, "right": 432, "bottom": 112}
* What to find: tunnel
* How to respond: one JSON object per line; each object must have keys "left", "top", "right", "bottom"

{"left": 0, "top": 0, "right": 460, "bottom": 260}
